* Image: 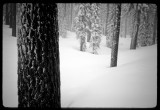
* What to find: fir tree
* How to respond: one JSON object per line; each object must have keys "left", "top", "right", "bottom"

{"left": 74, "top": 4, "right": 91, "bottom": 51}
{"left": 74, "top": 3, "right": 102, "bottom": 54}
{"left": 138, "top": 4, "right": 155, "bottom": 47}
{"left": 90, "top": 3, "right": 102, "bottom": 54}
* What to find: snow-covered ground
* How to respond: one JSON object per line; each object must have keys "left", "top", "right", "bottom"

{"left": 3, "top": 25, "right": 18, "bottom": 107}
{"left": 3, "top": 25, "right": 157, "bottom": 108}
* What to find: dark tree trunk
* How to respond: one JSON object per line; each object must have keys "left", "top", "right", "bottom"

{"left": 9, "top": 3, "right": 13, "bottom": 28}
{"left": 152, "top": 10, "right": 157, "bottom": 45}
{"left": 130, "top": 4, "right": 140, "bottom": 49}
{"left": 18, "top": 3, "right": 60, "bottom": 107}
{"left": 6, "top": 3, "right": 9, "bottom": 25}
{"left": 110, "top": 4, "right": 121, "bottom": 67}
{"left": 12, "top": 3, "right": 16, "bottom": 37}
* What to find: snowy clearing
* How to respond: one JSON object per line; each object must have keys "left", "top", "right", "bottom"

{"left": 3, "top": 25, "right": 157, "bottom": 108}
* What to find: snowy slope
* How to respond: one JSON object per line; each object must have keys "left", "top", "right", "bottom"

{"left": 60, "top": 31, "right": 157, "bottom": 108}
{"left": 3, "top": 25, "right": 157, "bottom": 108}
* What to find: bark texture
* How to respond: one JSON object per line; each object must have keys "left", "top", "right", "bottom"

{"left": 17, "top": 3, "right": 60, "bottom": 107}
{"left": 110, "top": 4, "right": 121, "bottom": 67}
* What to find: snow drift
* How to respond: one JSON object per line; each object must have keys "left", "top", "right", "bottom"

{"left": 3, "top": 26, "right": 157, "bottom": 108}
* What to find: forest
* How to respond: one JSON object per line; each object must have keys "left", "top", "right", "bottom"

{"left": 3, "top": 3, "right": 157, "bottom": 108}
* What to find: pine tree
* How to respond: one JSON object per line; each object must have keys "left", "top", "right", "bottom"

{"left": 18, "top": 3, "right": 60, "bottom": 107}
{"left": 137, "top": 4, "right": 154, "bottom": 47}
{"left": 74, "top": 3, "right": 102, "bottom": 53}
{"left": 138, "top": 5, "right": 148, "bottom": 47}
{"left": 90, "top": 3, "right": 102, "bottom": 54}
{"left": 110, "top": 4, "right": 121, "bottom": 67}
{"left": 74, "top": 4, "right": 90, "bottom": 51}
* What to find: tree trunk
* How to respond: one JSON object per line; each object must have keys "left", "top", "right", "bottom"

{"left": 9, "top": 3, "right": 13, "bottom": 28}
{"left": 110, "top": 4, "right": 121, "bottom": 67}
{"left": 152, "top": 9, "right": 157, "bottom": 45}
{"left": 12, "top": 3, "right": 16, "bottom": 37}
{"left": 6, "top": 3, "right": 9, "bottom": 25}
{"left": 18, "top": 3, "right": 60, "bottom": 107}
{"left": 130, "top": 4, "right": 140, "bottom": 49}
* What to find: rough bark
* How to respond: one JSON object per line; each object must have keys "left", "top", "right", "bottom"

{"left": 12, "top": 3, "right": 16, "bottom": 37}
{"left": 17, "top": 3, "right": 60, "bottom": 107}
{"left": 110, "top": 4, "right": 121, "bottom": 67}
{"left": 130, "top": 4, "right": 140, "bottom": 49}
